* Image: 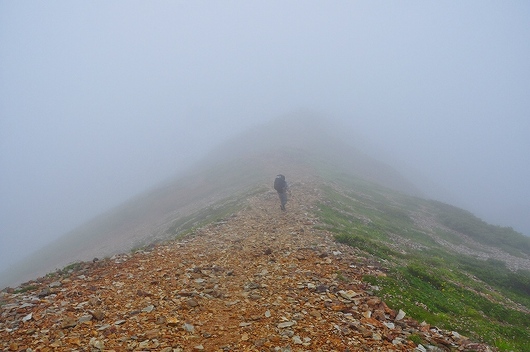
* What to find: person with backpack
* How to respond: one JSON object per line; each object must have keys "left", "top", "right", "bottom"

{"left": 274, "top": 174, "right": 288, "bottom": 211}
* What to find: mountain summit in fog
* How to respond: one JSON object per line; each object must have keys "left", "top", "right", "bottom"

{"left": 0, "top": 114, "right": 418, "bottom": 287}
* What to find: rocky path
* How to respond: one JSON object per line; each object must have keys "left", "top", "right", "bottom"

{"left": 1, "top": 181, "right": 493, "bottom": 351}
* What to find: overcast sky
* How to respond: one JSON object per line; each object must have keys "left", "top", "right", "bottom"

{"left": 1, "top": 1, "right": 529, "bottom": 272}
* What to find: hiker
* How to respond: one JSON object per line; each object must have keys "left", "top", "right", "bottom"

{"left": 274, "top": 174, "right": 288, "bottom": 211}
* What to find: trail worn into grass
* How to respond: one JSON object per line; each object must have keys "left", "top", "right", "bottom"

{"left": 1, "top": 181, "right": 494, "bottom": 351}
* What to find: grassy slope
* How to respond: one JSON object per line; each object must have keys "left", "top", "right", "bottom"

{"left": 315, "top": 173, "right": 530, "bottom": 351}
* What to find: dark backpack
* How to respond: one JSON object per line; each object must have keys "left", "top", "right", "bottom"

{"left": 274, "top": 175, "right": 286, "bottom": 192}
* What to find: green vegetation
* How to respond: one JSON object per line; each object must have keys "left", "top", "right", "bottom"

{"left": 61, "top": 262, "right": 83, "bottom": 273}
{"left": 316, "top": 177, "right": 530, "bottom": 351}
{"left": 407, "top": 334, "right": 424, "bottom": 345}
{"left": 14, "top": 285, "right": 38, "bottom": 294}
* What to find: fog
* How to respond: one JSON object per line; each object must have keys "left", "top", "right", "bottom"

{"left": 1, "top": 1, "right": 529, "bottom": 273}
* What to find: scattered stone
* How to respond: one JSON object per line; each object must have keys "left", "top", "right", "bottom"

{"left": 244, "top": 282, "right": 261, "bottom": 290}
{"left": 414, "top": 344, "right": 427, "bottom": 352}
{"left": 315, "top": 284, "right": 328, "bottom": 293}
{"left": 395, "top": 309, "right": 406, "bottom": 321}
{"left": 292, "top": 335, "right": 303, "bottom": 344}
{"left": 338, "top": 290, "right": 358, "bottom": 300}
{"left": 37, "top": 287, "right": 51, "bottom": 297}
{"left": 137, "top": 289, "right": 151, "bottom": 297}
{"left": 309, "top": 309, "right": 321, "bottom": 319}
{"left": 138, "top": 340, "right": 150, "bottom": 349}
{"left": 281, "top": 329, "right": 295, "bottom": 337}
{"left": 78, "top": 315, "right": 92, "bottom": 323}
{"left": 142, "top": 304, "right": 155, "bottom": 313}
{"left": 187, "top": 298, "right": 199, "bottom": 307}
{"left": 167, "top": 317, "right": 180, "bottom": 326}
{"left": 183, "top": 323, "right": 195, "bottom": 332}
{"left": 384, "top": 322, "right": 395, "bottom": 329}
{"left": 277, "top": 321, "right": 296, "bottom": 328}
{"left": 61, "top": 316, "right": 77, "bottom": 328}
{"left": 89, "top": 310, "right": 105, "bottom": 321}
{"left": 362, "top": 310, "right": 372, "bottom": 319}
{"left": 249, "top": 293, "right": 261, "bottom": 300}
{"left": 89, "top": 337, "right": 104, "bottom": 350}
{"left": 145, "top": 328, "right": 160, "bottom": 339}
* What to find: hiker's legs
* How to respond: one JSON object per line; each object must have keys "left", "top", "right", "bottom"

{"left": 278, "top": 191, "right": 287, "bottom": 210}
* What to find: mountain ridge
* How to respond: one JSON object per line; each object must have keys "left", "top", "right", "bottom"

{"left": 0, "top": 179, "right": 497, "bottom": 351}
{"left": 2, "top": 170, "right": 529, "bottom": 349}
{"left": 2, "top": 115, "right": 529, "bottom": 349}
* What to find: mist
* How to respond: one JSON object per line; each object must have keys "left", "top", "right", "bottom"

{"left": 1, "top": 1, "right": 529, "bottom": 274}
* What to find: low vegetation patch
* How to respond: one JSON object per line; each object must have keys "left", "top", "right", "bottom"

{"left": 431, "top": 200, "right": 530, "bottom": 257}
{"left": 14, "top": 285, "right": 39, "bottom": 294}
{"left": 316, "top": 179, "right": 530, "bottom": 351}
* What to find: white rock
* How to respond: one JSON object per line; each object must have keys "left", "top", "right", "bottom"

{"left": 392, "top": 337, "right": 405, "bottom": 345}
{"left": 414, "top": 344, "right": 427, "bottom": 352}
{"left": 338, "top": 290, "right": 358, "bottom": 300}
{"left": 384, "top": 322, "right": 395, "bottom": 329}
{"left": 395, "top": 309, "right": 406, "bottom": 321}
{"left": 22, "top": 313, "right": 32, "bottom": 322}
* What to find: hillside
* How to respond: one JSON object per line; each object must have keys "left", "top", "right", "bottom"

{"left": 0, "top": 177, "right": 504, "bottom": 351}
